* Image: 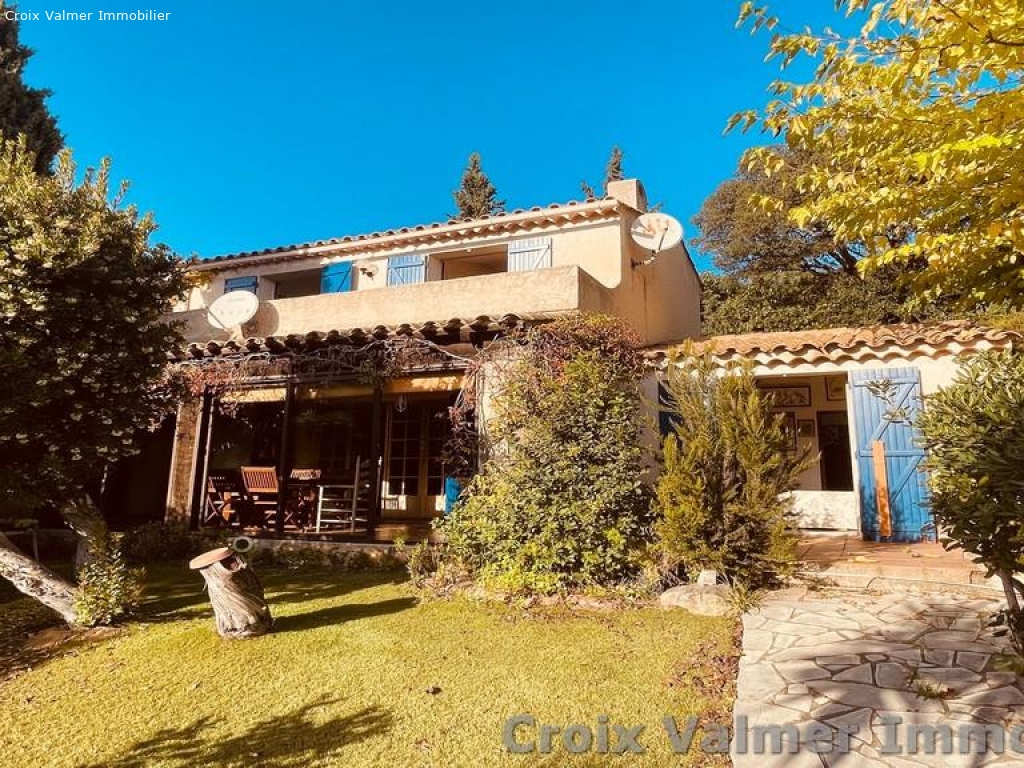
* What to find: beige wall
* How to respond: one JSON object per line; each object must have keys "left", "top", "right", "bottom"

{"left": 178, "top": 265, "right": 616, "bottom": 343}
{"left": 177, "top": 219, "right": 629, "bottom": 310}
{"left": 174, "top": 209, "right": 702, "bottom": 347}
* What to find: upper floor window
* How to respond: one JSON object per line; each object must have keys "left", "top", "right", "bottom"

{"left": 224, "top": 275, "right": 258, "bottom": 294}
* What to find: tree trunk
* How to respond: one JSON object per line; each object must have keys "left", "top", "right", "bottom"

{"left": 0, "top": 531, "right": 78, "bottom": 624}
{"left": 999, "top": 570, "right": 1020, "bottom": 613}
{"left": 61, "top": 492, "right": 108, "bottom": 572}
{"left": 194, "top": 552, "right": 273, "bottom": 639}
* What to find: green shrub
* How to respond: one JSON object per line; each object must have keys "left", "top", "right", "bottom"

{"left": 246, "top": 544, "right": 404, "bottom": 573}
{"left": 439, "top": 315, "right": 655, "bottom": 594}
{"left": 917, "top": 350, "right": 1024, "bottom": 655}
{"left": 74, "top": 535, "right": 143, "bottom": 626}
{"left": 407, "top": 542, "right": 440, "bottom": 587}
{"left": 121, "top": 521, "right": 192, "bottom": 564}
{"left": 656, "top": 353, "right": 812, "bottom": 588}
{"left": 121, "top": 521, "right": 230, "bottom": 565}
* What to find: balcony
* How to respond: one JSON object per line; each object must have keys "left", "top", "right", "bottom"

{"left": 177, "top": 265, "right": 614, "bottom": 344}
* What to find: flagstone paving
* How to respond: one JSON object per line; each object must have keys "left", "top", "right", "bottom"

{"left": 733, "top": 587, "right": 1024, "bottom": 767}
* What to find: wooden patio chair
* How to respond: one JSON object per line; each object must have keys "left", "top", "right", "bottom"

{"left": 315, "top": 457, "right": 374, "bottom": 533}
{"left": 240, "top": 466, "right": 279, "bottom": 527}
{"left": 204, "top": 473, "right": 240, "bottom": 526}
{"left": 288, "top": 468, "right": 322, "bottom": 528}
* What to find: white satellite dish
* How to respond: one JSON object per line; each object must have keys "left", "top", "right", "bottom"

{"left": 207, "top": 290, "right": 259, "bottom": 331}
{"left": 630, "top": 212, "right": 683, "bottom": 255}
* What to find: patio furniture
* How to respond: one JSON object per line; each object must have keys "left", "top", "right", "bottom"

{"left": 204, "top": 473, "right": 241, "bottom": 526}
{"left": 315, "top": 457, "right": 374, "bottom": 532}
{"left": 288, "top": 468, "right": 322, "bottom": 528}
{"left": 239, "top": 466, "right": 279, "bottom": 527}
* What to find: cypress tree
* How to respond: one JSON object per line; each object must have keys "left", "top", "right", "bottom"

{"left": 0, "top": 10, "right": 63, "bottom": 174}
{"left": 602, "top": 146, "right": 624, "bottom": 192}
{"left": 452, "top": 152, "right": 504, "bottom": 219}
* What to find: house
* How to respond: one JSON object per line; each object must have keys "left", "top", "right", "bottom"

{"left": 648, "top": 321, "right": 1020, "bottom": 543}
{"left": 100, "top": 179, "right": 701, "bottom": 541}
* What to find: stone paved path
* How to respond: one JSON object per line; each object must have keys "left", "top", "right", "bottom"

{"left": 733, "top": 587, "right": 1024, "bottom": 767}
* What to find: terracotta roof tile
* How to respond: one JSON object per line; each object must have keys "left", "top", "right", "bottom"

{"left": 170, "top": 312, "right": 549, "bottom": 362}
{"left": 195, "top": 196, "right": 618, "bottom": 268}
{"left": 647, "top": 321, "right": 1019, "bottom": 367}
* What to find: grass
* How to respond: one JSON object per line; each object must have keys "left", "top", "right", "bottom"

{"left": 0, "top": 566, "right": 736, "bottom": 767}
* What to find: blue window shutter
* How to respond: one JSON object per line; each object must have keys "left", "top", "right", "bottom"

{"left": 508, "top": 237, "right": 553, "bottom": 272}
{"left": 387, "top": 254, "right": 426, "bottom": 286}
{"left": 320, "top": 261, "right": 354, "bottom": 294}
{"left": 224, "top": 276, "right": 258, "bottom": 294}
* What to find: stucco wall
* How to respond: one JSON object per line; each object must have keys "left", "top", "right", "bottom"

{"left": 174, "top": 209, "right": 703, "bottom": 347}
{"left": 787, "top": 491, "right": 859, "bottom": 531}
{"left": 178, "top": 265, "right": 615, "bottom": 343}
{"left": 178, "top": 219, "right": 628, "bottom": 309}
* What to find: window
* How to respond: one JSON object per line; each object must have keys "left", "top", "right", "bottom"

{"left": 508, "top": 237, "right": 552, "bottom": 272}
{"left": 224, "top": 275, "right": 258, "bottom": 294}
{"left": 436, "top": 246, "right": 507, "bottom": 279}
{"left": 320, "top": 261, "right": 354, "bottom": 293}
{"left": 386, "top": 254, "right": 426, "bottom": 286}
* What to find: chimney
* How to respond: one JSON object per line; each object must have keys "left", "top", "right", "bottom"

{"left": 606, "top": 179, "right": 647, "bottom": 211}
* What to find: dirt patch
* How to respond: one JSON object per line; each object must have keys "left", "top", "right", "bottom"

{"left": 664, "top": 622, "right": 742, "bottom": 721}
{"left": 0, "top": 599, "right": 123, "bottom": 684}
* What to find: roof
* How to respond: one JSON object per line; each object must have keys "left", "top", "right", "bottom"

{"left": 171, "top": 312, "right": 546, "bottom": 361}
{"left": 647, "top": 320, "right": 1020, "bottom": 369}
{"left": 192, "top": 196, "right": 623, "bottom": 270}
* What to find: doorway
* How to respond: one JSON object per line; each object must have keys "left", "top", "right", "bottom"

{"left": 383, "top": 396, "right": 453, "bottom": 519}
{"left": 817, "top": 411, "right": 854, "bottom": 491}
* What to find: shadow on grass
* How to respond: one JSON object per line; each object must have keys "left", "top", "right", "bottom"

{"left": 75, "top": 694, "right": 392, "bottom": 768}
{"left": 272, "top": 596, "right": 418, "bottom": 633}
{"left": 137, "top": 567, "right": 410, "bottom": 624}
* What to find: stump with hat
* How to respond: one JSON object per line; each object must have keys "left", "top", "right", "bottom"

{"left": 189, "top": 546, "right": 273, "bottom": 638}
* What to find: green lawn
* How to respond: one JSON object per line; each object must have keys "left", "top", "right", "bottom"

{"left": 0, "top": 566, "right": 736, "bottom": 767}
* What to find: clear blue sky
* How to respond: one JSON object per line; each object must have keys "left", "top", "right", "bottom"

{"left": 17, "top": 0, "right": 855, "bottom": 271}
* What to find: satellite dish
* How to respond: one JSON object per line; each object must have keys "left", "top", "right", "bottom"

{"left": 207, "top": 291, "right": 259, "bottom": 331}
{"left": 630, "top": 212, "right": 683, "bottom": 254}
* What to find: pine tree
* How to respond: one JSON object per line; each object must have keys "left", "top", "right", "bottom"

{"left": 451, "top": 152, "right": 504, "bottom": 219}
{"left": 602, "top": 146, "right": 624, "bottom": 192}
{"left": 0, "top": 11, "right": 63, "bottom": 174}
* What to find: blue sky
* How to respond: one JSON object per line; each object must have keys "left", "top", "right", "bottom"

{"left": 17, "top": 0, "right": 855, "bottom": 271}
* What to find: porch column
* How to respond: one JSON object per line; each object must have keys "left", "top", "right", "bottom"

{"left": 188, "top": 391, "right": 215, "bottom": 529}
{"left": 164, "top": 392, "right": 206, "bottom": 527}
{"left": 275, "top": 382, "right": 295, "bottom": 534}
{"left": 368, "top": 382, "right": 383, "bottom": 539}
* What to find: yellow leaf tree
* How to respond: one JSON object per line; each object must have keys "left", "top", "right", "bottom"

{"left": 736, "top": 0, "right": 1024, "bottom": 308}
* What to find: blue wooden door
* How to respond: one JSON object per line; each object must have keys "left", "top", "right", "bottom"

{"left": 850, "top": 367, "right": 932, "bottom": 542}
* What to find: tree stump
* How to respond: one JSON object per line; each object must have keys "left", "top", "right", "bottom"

{"left": 189, "top": 547, "right": 273, "bottom": 638}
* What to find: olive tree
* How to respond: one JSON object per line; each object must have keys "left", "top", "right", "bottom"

{"left": 917, "top": 350, "right": 1024, "bottom": 654}
{"left": 0, "top": 141, "right": 187, "bottom": 624}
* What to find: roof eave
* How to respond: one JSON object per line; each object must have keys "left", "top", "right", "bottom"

{"left": 190, "top": 198, "right": 624, "bottom": 273}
